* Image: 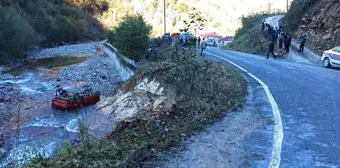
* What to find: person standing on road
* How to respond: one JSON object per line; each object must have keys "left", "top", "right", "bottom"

{"left": 278, "top": 31, "right": 284, "bottom": 49}
{"left": 299, "top": 34, "right": 307, "bottom": 52}
{"left": 267, "top": 24, "right": 272, "bottom": 37}
{"left": 279, "top": 26, "right": 284, "bottom": 32}
{"left": 273, "top": 28, "right": 278, "bottom": 45}
{"left": 200, "top": 38, "right": 207, "bottom": 56}
{"left": 261, "top": 21, "right": 265, "bottom": 32}
{"left": 284, "top": 33, "right": 292, "bottom": 53}
{"left": 197, "top": 37, "right": 201, "bottom": 49}
{"left": 266, "top": 40, "right": 276, "bottom": 59}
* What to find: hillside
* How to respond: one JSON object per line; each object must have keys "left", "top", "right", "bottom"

{"left": 0, "top": 0, "right": 105, "bottom": 62}
{"left": 282, "top": 0, "right": 340, "bottom": 53}
{"left": 100, "top": 0, "right": 292, "bottom": 36}
{"left": 223, "top": 14, "right": 269, "bottom": 55}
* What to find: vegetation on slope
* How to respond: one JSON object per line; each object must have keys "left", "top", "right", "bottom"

{"left": 0, "top": 6, "right": 41, "bottom": 60}
{"left": 0, "top": 0, "right": 105, "bottom": 63}
{"left": 223, "top": 14, "right": 269, "bottom": 55}
{"left": 98, "top": 0, "right": 290, "bottom": 36}
{"left": 108, "top": 15, "right": 152, "bottom": 61}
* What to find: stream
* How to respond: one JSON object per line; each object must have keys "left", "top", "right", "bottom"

{"left": 0, "top": 43, "right": 135, "bottom": 166}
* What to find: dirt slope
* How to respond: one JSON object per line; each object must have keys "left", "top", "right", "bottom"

{"left": 282, "top": 0, "right": 340, "bottom": 53}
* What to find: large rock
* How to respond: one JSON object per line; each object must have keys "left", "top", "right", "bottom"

{"left": 0, "top": 148, "right": 6, "bottom": 158}
{"left": 0, "top": 94, "right": 5, "bottom": 102}
{"left": 322, "top": 33, "right": 332, "bottom": 40}
{"left": 335, "top": 23, "right": 340, "bottom": 29}
{"left": 95, "top": 76, "right": 176, "bottom": 122}
{"left": 0, "top": 133, "right": 4, "bottom": 148}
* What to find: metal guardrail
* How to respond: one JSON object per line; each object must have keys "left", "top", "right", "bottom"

{"left": 103, "top": 40, "right": 136, "bottom": 67}
{"left": 102, "top": 41, "right": 135, "bottom": 81}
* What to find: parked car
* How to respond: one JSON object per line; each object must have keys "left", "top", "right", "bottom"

{"left": 206, "top": 39, "right": 217, "bottom": 47}
{"left": 322, "top": 46, "right": 340, "bottom": 68}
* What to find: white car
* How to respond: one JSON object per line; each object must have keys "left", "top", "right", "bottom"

{"left": 322, "top": 46, "right": 340, "bottom": 68}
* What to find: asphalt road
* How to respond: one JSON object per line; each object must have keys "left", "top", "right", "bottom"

{"left": 206, "top": 47, "right": 340, "bottom": 168}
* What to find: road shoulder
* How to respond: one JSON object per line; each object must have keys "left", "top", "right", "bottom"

{"left": 158, "top": 72, "right": 274, "bottom": 168}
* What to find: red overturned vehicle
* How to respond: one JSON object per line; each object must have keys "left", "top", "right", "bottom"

{"left": 52, "top": 85, "right": 100, "bottom": 110}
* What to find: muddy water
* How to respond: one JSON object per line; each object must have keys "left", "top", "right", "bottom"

{"left": 0, "top": 57, "right": 117, "bottom": 166}
{"left": 4, "top": 57, "right": 88, "bottom": 77}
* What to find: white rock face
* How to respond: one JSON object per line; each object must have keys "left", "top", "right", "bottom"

{"left": 135, "top": 78, "right": 164, "bottom": 95}
{"left": 94, "top": 77, "right": 172, "bottom": 122}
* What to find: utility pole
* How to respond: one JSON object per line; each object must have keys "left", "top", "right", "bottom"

{"left": 163, "top": 0, "right": 166, "bottom": 35}
{"left": 267, "top": 0, "right": 270, "bottom": 13}
{"left": 286, "top": 0, "right": 289, "bottom": 12}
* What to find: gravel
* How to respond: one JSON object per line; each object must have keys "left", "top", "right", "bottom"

{"left": 28, "top": 42, "right": 104, "bottom": 59}
{"left": 57, "top": 54, "right": 123, "bottom": 96}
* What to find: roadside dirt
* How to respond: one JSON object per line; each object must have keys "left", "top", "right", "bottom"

{"left": 158, "top": 75, "right": 274, "bottom": 168}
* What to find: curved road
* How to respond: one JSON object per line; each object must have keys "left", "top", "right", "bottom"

{"left": 206, "top": 47, "right": 340, "bottom": 167}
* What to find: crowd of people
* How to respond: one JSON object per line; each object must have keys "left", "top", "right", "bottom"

{"left": 261, "top": 21, "right": 292, "bottom": 59}
{"left": 168, "top": 34, "right": 208, "bottom": 56}
{"left": 261, "top": 21, "right": 308, "bottom": 59}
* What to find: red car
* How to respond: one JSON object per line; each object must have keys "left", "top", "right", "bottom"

{"left": 52, "top": 92, "right": 100, "bottom": 110}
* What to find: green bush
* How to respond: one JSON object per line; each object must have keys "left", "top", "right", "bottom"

{"left": 64, "top": 0, "right": 109, "bottom": 15}
{"left": 234, "top": 14, "right": 268, "bottom": 40}
{"left": 30, "top": 1, "right": 104, "bottom": 44}
{"left": 0, "top": 6, "right": 41, "bottom": 60}
{"left": 223, "top": 14, "right": 268, "bottom": 54}
{"left": 108, "top": 14, "right": 152, "bottom": 61}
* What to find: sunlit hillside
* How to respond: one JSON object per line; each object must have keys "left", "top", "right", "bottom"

{"left": 99, "top": 0, "right": 293, "bottom": 36}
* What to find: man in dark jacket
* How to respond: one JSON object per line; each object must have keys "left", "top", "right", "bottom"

{"left": 299, "top": 34, "right": 307, "bottom": 52}
{"left": 279, "top": 26, "right": 284, "bottom": 32}
{"left": 266, "top": 40, "right": 276, "bottom": 59}
{"left": 284, "top": 34, "right": 292, "bottom": 53}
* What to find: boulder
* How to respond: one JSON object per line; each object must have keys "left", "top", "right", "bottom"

{"left": 0, "top": 148, "right": 6, "bottom": 158}
{"left": 335, "top": 23, "right": 340, "bottom": 29}
{"left": 153, "top": 96, "right": 167, "bottom": 111}
{"left": 322, "top": 33, "right": 332, "bottom": 40}
{"left": 0, "top": 133, "right": 4, "bottom": 148}
{"left": 0, "top": 94, "right": 5, "bottom": 102}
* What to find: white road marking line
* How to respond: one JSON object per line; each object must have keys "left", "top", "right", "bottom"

{"left": 207, "top": 52, "right": 284, "bottom": 168}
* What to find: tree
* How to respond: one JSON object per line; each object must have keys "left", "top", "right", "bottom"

{"left": 0, "top": 6, "right": 41, "bottom": 60}
{"left": 178, "top": 2, "right": 189, "bottom": 13}
{"left": 182, "top": 8, "right": 207, "bottom": 36}
{"left": 108, "top": 14, "right": 151, "bottom": 61}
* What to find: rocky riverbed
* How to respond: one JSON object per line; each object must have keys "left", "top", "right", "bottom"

{"left": 0, "top": 42, "right": 126, "bottom": 166}
{"left": 28, "top": 42, "right": 103, "bottom": 59}
{"left": 57, "top": 55, "right": 122, "bottom": 96}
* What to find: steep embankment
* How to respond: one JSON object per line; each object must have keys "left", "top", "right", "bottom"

{"left": 282, "top": 0, "right": 340, "bottom": 53}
